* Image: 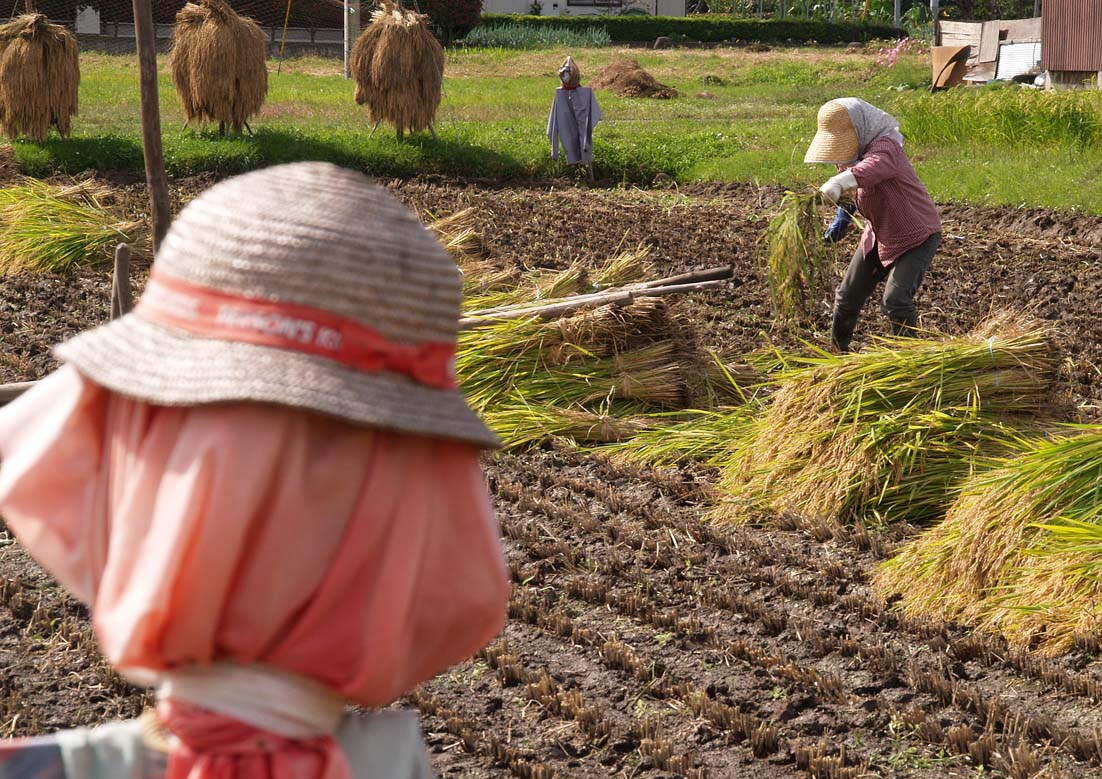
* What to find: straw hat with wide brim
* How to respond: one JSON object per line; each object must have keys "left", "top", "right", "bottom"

{"left": 54, "top": 162, "right": 500, "bottom": 449}
{"left": 804, "top": 100, "right": 860, "bottom": 164}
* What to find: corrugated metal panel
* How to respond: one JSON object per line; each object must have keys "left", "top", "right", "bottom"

{"left": 996, "top": 41, "right": 1042, "bottom": 80}
{"left": 1042, "top": 0, "right": 1102, "bottom": 72}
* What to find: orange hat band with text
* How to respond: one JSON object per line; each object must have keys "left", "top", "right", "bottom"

{"left": 137, "top": 269, "right": 458, "bottom": 390}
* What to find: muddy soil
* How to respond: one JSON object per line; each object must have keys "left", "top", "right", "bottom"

{"left": 1, "top": 180, "right": 1101, "bottom": 776}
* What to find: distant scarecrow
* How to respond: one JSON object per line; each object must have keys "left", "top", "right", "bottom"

{"left": 547, "top": 56, "right": 602, "bottom": 181}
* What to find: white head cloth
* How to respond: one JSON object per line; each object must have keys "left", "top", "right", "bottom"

{"left": 836, "top": 97, "right": 904, "bottom": 155}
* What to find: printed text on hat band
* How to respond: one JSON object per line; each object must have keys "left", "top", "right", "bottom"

{"left": 136, "top": 269, "right": 458, "bottom": 390}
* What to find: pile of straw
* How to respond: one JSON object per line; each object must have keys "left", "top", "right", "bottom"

{"left": 169, "top": 0, "right": 268, "bottom": 134}
{"left": 456, "top": 300, "right": 690, "bottom": 449}
{"left": 0, "top": 178, "right": 145, "bottom": 274}
{"left": 759, "top": 191, "right": 834, "bottom": 330}
{"left": 712, "top": 313, "right": 1057, "bottom": 528}
{"left": 876, "top": 425, "right": 1102, "bottom": 653}
{"left": 351, "top": 1, "right": 444, "bottom": 137}
{"left": 0, "top": 14, "right": 79, "bottom": 141}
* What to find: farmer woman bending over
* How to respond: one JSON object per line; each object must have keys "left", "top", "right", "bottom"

{"left": 0, "top": 162, "right": 508, "bottom": 779}
{"left": 806, "top": 98, "right": 941, "bottom": 352}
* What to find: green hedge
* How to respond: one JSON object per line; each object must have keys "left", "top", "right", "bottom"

{"left": 478, "top": 14, "right": 901, "bottom": 44}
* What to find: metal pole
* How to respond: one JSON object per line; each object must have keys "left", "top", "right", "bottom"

{"left": 344, "top": 0, "right": 358, "bottom": 79}
{"left": 893, "top": 0, "right": 900, "bottom": 28}
{"left": 131, "top": 0, "right": 171, "bottom": 251}
{"left": 930, "top": 0, "right": 939, "bottom": 45}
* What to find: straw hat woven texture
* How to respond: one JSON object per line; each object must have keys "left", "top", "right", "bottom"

{"left": 55, "top": 161, "right": 500, "bottom": 448}
{"left": 804, "top": 100, "right": 860, "bottom": 164}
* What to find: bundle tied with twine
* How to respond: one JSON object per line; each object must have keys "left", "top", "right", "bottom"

{"left": 351, "top": 1, "right": 444, "bottom": 136}
{"left": 0, "top": 178, "right": 146, "bottom": 274}
{"left": 0, "top": 14, "right": 79, "bottom": 142}
{"left": 875, "top": 425, "right": 1102, "bottom": 654}
{"left": 711, "top": 312, "right": 1058, "bottom": 529}
{"left": 169, "top": 0, "right": 268, "bottom": 133}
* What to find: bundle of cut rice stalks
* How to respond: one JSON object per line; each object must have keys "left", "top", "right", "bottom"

{"left": 711, "top": 312, "right": 1057, "bottom": 528}
{"left": 464, "top": 245, "right": 655, "bottom": 312}
{"left": 0, "top": 179, "right": 146, "bottom": 274}
{"left": 759, "top": 191, "right": 836, "bottom": 331}
{"left": 875, "top": 426, "right": 1102, "bottom": 653}
{"left": 169, "top": 0, "right": 268, "bottom": 134}
{"left": 351, "top": 1, "right": 444, "bottom": 139}
{"left": 0, "top": 14, "right": 79, "bottom": 141}
{"left": 428, "top": 207, "right": 490, "bottom": 265}
{"left": 457, "top": 300, "right": 688, "bottom": 449}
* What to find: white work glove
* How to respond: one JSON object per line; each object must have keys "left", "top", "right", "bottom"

{"left": 819, "top": 171, "right": 858, "bottom": 205}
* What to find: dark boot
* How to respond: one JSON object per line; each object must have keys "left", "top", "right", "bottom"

{"left": 831, "top": 311, "right": 858, "bottom": 353}
{"left": 889, "top": 314, "right": 918, "bottom": 338}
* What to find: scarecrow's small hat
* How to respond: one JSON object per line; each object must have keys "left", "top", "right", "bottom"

{"left": 559, "top": 56, "right": 581, "bottom": 87}
{"left": 804, "top": 100, "right": 860, "bottom": 164}
{"left": 55, "top": 162, "right": 500, "bottom": 448}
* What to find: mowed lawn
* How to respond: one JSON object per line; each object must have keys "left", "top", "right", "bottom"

{"left": 11, "top": 46, "right": 1102, "bottom": 213}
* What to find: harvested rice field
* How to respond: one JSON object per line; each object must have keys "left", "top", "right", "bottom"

{"left": 3, "top": 179, "right": 1102, "bottom": 777}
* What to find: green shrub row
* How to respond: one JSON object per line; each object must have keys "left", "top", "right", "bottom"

{"left": 477, "top": 14, "right": 901, "bottom": 45}
{"left": 461, "top": 22, "right": 613, "bottom": 49}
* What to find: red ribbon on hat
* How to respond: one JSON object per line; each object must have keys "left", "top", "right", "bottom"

{"left": 136, "top": 269, "right": 458, "bottom": 390}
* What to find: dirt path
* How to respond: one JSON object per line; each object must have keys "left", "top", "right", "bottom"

{"left": 1, "top": 182, "right": 1101, "bottom": 776}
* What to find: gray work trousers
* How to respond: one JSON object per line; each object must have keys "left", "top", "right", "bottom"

{"left": 831, "top": 232, "right": 941, "bottom": 352}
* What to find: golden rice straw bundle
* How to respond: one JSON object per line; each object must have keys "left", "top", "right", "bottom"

{"left": 351, "top": 1, "right": 444, "bottom": 137}
{"left": 594, "top": 244, "right": 655, "bottom": 289}
{"left": 169, "top": 0, "right": 268, "bottom": 134}
{"left": 487, "top": 403, "right": 648, "bottom": 450}
{"left": 0, "top": 14, "right": 79, "bottom": 141}
{"left": 712, "top": 312, "right": 1057, "bottom": 528}
{"left": 0, "top": 178, "right": 146, "bottom": 274}
{"left": 759, "top": 191, "right": 834, "bottom": 331}
{"left": 875, "top": 426, "right": 1102, "bottom": 654}
{"left": 428, "top": 206, "right": 490, "bottom": 266}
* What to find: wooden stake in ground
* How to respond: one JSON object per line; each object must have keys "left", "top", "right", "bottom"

{"left": 132, "top": 0, "right": 171, "bottom": 251}
{"left": 111, "top": 243, "right": 133, "bottom": 319}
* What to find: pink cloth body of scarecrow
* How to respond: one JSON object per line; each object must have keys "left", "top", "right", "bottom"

{"left": 0, "top": 364, "right": 510, "bottom": 779}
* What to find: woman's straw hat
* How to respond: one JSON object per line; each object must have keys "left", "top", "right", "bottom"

{"left": 54, "top": 162, "right": 500, "bottom": 449}
{"left": 804, "top": 100, "right": 860, "bottom": 164}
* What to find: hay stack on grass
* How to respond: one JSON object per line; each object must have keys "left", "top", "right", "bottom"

{"left": 0, "top": 178, "right": 146, "bottom": 274}
{"left": 591, "top": 60, "right": 677, "bottom": 99}
{"left": 712, "top": 312, "right": 1057, "bottom": 528}
{"left": 169, "top": 0, "right": 268, "bottom": 134}
{"left": 351, "top": 1, "right": 444, "bottom": 138}
{"left": 0, "top": 14, "right": 79, "bottom": 141}
{"left": 875, "top": 426, "right": 1102, "bottom": 653}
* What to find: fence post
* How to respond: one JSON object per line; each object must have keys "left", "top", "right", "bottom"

{"left": 111, "top": 243, "right": 133, "bottom": 320}
{"left": 132, "top": 0, "right": 171, "bottom": 251}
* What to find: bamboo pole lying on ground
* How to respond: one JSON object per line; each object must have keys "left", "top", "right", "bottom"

{"left": 458, "top": 279, "right": 728, "bottom": 330}
{"left": 463, "top": 265, "right": 732, "bottom": 318}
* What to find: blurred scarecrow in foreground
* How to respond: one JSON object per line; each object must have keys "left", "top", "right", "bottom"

{"left": 806, "top": 98, "right": 942, "bottom": 351}
{"left": 548, "top": 55, "right": 602, "bottom": 182}
{"left": 0, "top": 162, "right": 509, "bottom": 779}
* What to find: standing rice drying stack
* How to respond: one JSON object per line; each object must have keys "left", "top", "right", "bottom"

{"left": 351, "top": 1, "right": 444, "bottom": 138}
{"left": 169, "top": 0, "right": 268, "bottom": 134}
{"left": 0, "top": 14, "right": 79, "bottom": 142}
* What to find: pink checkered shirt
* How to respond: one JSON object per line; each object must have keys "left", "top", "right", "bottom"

{"left": 846, "top": 138, "right": 941, "bottom": 267}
